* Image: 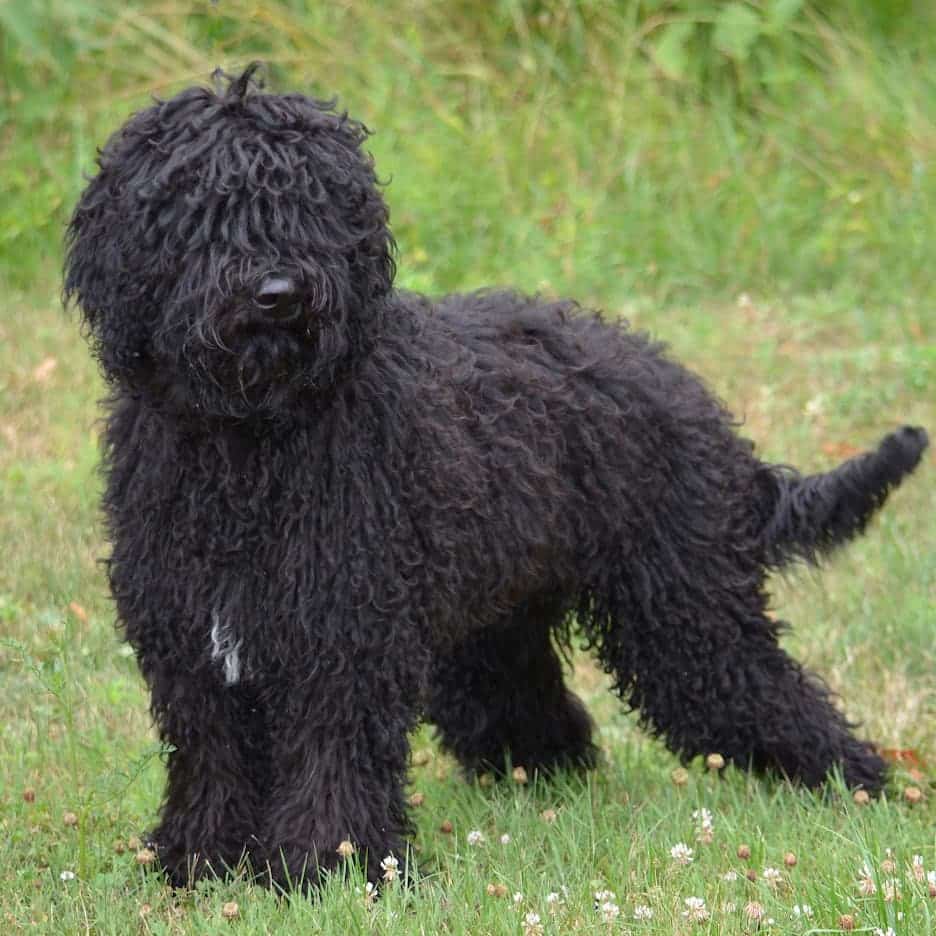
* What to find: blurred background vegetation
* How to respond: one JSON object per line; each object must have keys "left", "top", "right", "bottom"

{"left": 3, "top": 0, "right": 936, "bottom": 308}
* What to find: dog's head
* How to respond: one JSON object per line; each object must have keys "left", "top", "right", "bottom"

{"left": 65, "top": 65, "right": 395, "bottom": 419}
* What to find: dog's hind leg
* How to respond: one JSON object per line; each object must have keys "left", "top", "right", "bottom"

{"left": 586, "top": 579, "right": 887, "bottom": 793}
{"left": 427, "top": 595, "right": 598, "bottom": 777}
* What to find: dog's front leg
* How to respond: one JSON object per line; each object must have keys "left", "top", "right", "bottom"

{"left": 145, "top": 666, "right": 268, "bottom": 887}
{"left": 259, "top": 626, "right": 424, "bottom": 891}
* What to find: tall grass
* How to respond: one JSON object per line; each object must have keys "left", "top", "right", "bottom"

{"left": 3, "top": 0, "right": 936, "bottom": 305}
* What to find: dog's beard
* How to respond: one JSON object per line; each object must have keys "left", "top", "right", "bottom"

{"left": 229, "top": 330, "right": 307, "bottom": 387}
{"left": 194, "top": 328, "right": 315, "bottom": 415}
{"left": 146, "top": 293, "right": 361, "bottom": 421}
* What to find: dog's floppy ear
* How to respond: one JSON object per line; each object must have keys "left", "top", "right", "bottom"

{"left": 64, "top": 154, "right": 155, "bottom": 382}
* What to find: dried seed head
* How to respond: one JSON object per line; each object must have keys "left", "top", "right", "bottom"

{"left": 62, "top": 811, "right": 78, "bottom": 827}
{"left": 127, "top": 836, "right": 143, "bottom": 851}
{"left": 838, "top": 912, "right": 856, "bottom": 930}
{"left": 221, "top": 901, "right": 239, "bottom": 920}
{"left": 439, "top": 820, "right": 453, "bottom": 834}
{"left": 858, "top": 867, "right": 876, "bottom": 896}
{"left": 486, "top": 882, "right": 508, "bottom": 898}
{"left": 540, "top": 808, "right": 557, "bottom": 823}
{"left": 135, "top": 848, "right": 156, "bottom": 866}
{"left": 512, "top": 766, "right": 528, "bottom": 785}
{"left": 478, "top": 773, "right": 494, "bottom": 788}
{"left": 113, "top": 840, "right": 127, "bottom": 855}
{"left": 23, "top": 789, "right": 35, "bottom": 803}
{"left": 853, "top": 789, "right": 871, "bottom": 806}
{"left": 784, "top": 852, "right": 797, "bottom": 867}
{"left": 411, "top": 749, "right": 432, "bottom": 767}
{"left": 671, "top": 767, "right": 689, "bottom": 787}
{"left": 745, "top": 869, "right": 758, "bottom": 882}
{"left": 336, "top": 840, "right": 355, "bottom": 859}
{"left": 904, "top": 785, "right": 923, "bottom": 805}
{"left": 706, "top": 753, "right": 725, "bottom": 771}
{"left": 882, "top": 879, "right": 901, "bottom": 902}
{"left": 408, "top": 792, "right": 425, "bottom": 807}
{"left": 737, "top": 844, "right": 751, "bottom": 860}
{"left": 881, "top": 857, "right": 896, "bottom": 874}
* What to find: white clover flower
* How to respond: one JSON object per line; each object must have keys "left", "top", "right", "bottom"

{"left": 466, "top": 829, "right": 485, "bottom": 846}
{"left": 522, "top": 911, "right": 544, "bottom": 936}
{"left": 545, "top": 891, "right": 563, "bottom": 907}
{"left": 882, "top": 878, "right": 901, "bottom": 902}
{"left": 380, "top": 854, "right": 399, "bottom": 881}
{"left": 910, "top": 854, "right": 925, "bottom": 881}
{"left": 633, "top": 903, "right": 653, "bottom": 920}
{"left": 598, "top": 900, "right": 620, "bottom": 923}
{"left": 745, "top": 901, "right": 765, "bottom": 921}
{"left": 500, "top": 833, "right": 511, "bottom": 845}
{"left": 721, "top": 869, "right": 739, "bottom": 882}
{"left": 762, "top": 866, "right": 782, "bottom": 886}
{"left": 693, "top": 807, "right": 715, "bottom": 843}
{"left": 513, "top": 892, "right": 524, "bottom": 905}
{"left": 670, "top": 842, "right": 694, "bottom": 865}
{"left": 593, "top": 889, "right": 616, "bottom": 903}
{"left": 682, "top": 896, "right": 709, "bottom": 922}
{"left": 59, "top": 870, "right": 76, "bottom": 881}
{"left": 873, "top": 928, "right": 896, "bottom": 936}
{"left": 804, "top": 393, "right": 826, "bottom": 418}
{"left": 792, "top": 904, "right": 813, "bottom": 918}
{"left": 722, "top": 901, "right": 737, "bottom": 913}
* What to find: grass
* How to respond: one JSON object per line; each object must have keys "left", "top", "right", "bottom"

{"left": 1, "top": 0, "right": 934, "bottom": 932}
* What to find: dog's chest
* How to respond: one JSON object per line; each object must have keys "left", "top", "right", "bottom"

{"left": 118, "top": 421, "right": 423, "bottom": 684}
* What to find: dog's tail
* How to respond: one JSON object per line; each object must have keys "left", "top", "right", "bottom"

{"left": 761, "top": 425, "right": 928, "bottom": 567}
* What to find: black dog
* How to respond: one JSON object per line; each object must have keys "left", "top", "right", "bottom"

{"left": 65, "top": 66, "right": 928, "bottom": 889}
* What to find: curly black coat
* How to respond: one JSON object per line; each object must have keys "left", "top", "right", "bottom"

{"left": 65, "top": 67, "right": 928, "bottom": 889}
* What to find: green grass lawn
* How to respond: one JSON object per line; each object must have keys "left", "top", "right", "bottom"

{"left": 1, "top": 1, "right": 934, "bottom": 932}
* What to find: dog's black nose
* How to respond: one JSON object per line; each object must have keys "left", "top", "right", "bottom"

{"left": 255, "top": 276, "right": 301, "bottom": 322}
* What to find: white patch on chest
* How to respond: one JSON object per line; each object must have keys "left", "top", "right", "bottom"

{"left": 210, "top": 613, "right": 242, "bottom": 685}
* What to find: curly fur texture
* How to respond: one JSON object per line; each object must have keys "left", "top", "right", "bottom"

{"left": 65, "top": 67, "right": 928, "bottom": 890}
